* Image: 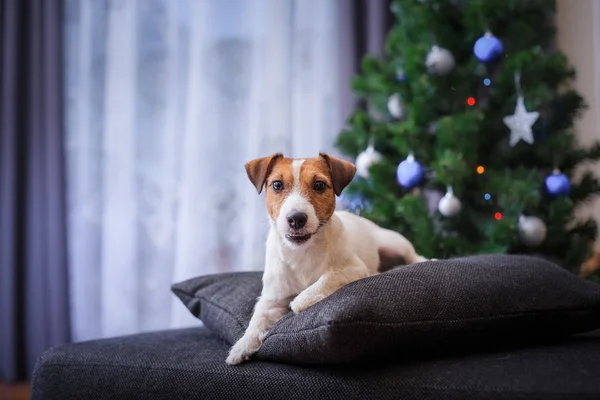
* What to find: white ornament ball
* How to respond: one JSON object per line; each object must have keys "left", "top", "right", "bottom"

{"left": 355, "top": 147, "right": 382, "bottom": 179}
{"left": 518, "top": 215, "right": 547, "bottom": 247}
{"left": 387, "top": 93, "right": 404, "bottom": 119}
{"left": 425, "top": 45, "right": 455, "bottom": 76}
{"left": 438, "top": 191, "right": 462, "bottom": 217}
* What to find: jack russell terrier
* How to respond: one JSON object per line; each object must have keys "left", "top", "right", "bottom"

{"left": 226, "top": 153, "right": 427, "bottom": 365}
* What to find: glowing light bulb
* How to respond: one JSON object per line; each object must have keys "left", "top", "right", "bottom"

{"left": 494, "top": 212, "right": 502, "bottom": 220}
{"left": 484, "top": 193, "right": 491, "bottom": 201}
{"left": 483, "top": 78, "right": 491, "bottom": 86}
{"left": 477, "top": 166, "right": 485, "bottom": 174}
{"left": 467, "top": 97, "right": 476, "bottom": 106}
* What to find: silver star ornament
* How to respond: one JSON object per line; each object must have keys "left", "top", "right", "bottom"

{"left": 503, "top": 95, "right": 539, "bottom": 147}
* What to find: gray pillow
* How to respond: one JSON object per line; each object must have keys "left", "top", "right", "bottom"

{"left": 171, "top": 254, "right": 600, "bottom": 364}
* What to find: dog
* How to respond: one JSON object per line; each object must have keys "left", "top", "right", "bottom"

{"left": 226, "top": 153, "right": 427, "bottom": 365}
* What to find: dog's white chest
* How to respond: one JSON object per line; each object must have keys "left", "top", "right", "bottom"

{"left": 280, "top": 243, "right": 327, "bottom": 288}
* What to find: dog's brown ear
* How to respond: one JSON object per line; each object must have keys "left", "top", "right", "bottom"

{"left": 245, "top": 153, "right": 283, "bottom": 194}
{"left": 319, "top": 153, "right": 356, "bottom": 196}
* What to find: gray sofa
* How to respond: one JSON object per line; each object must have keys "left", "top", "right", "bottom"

{"left": 31, "top": 325, "right": 600, "bottom": 399}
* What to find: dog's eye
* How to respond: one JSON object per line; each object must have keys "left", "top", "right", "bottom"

{"left": 272, "top": 180, "right": 284, "bottom": 192}
{"left": 313, "top": 181, "right": 326, "bottom": 192}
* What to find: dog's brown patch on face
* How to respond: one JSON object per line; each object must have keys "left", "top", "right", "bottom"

{"left": 299, "top": 158, "right": 336, "bottom": 224}
{"left": 264, "top": 158, "right": 293, "bottom": 221}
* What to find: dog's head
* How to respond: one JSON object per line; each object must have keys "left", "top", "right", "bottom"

{"left": 245, "top": 153, "right": 356, "bottom": 246}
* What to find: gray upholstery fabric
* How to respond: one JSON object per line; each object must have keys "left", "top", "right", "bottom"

{"left": 172, "top": 271, "right": 260, "bottom": 346}
{"left": 172, "top": 254, "right": 600, "bottom": 364}
{"left": 32, "top": 326, "right": 600, "bottom": 399}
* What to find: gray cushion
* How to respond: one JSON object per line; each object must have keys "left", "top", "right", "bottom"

{"left": 171, "top": 254, "right": 600, "bottom": 364}
{"left": 32, "top": 326, "right": 600, "bottom": 400}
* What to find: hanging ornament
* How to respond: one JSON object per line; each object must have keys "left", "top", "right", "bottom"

{"left": 387, "top": 93, "right": 404, "bottom": 119}
{"left": 396, "top": 153, "right": 424, "bottom": 189}
{"left": 473, "top": 32, "right": 504, "bottom": 63}
{"left": 545, "top": 169, "right": 571, "bottom": 196}
{"left": 396, "top": 67, "right": 407, "bottom": 82}
{"left": 355, "top": 141, "right": 382, "bottom": 179}
{"left": 503, "top": 72, "right": 539, "bottom": 147}
{"left": 337, "top": 193, "right": 371, "bottom": 215}
{"left": 518, "top": 215, "right": 547, "bottom": 247}
{"left": 438, "top": 186, "right": 462, "bottom": 217}
{"left": 425, "top": 45, "right": 455, "bottom": 76}
{"left": 504, "top": 96, "right": 539, "bottom": 146}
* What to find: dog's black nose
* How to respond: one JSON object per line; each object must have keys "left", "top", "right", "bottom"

{"left": 287, "top": 212, "right": 307, "bottom": 229}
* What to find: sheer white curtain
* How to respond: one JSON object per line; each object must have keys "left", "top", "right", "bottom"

{"left": 64, "top": 0, "right": 353, "bottom": 341}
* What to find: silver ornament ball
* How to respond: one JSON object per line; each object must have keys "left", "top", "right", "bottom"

{"left": 426, "top": 45, "right": 455, "bottom": 76}
{"left": 355, "top": 147, "right": 382, "bottom": 179}
{"left": 438, "top": 191, "right": 462, "bottom": 217}
{"left": 387, "top": 93, "right": 404, "bottom": 119}
{"left": 518, "top": 215, "right": 547, "bottom": 247}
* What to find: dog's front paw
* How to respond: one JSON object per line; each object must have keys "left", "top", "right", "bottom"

{"left": 290, "top": 292, "right": 326, "bottom": 313}
{"left": 226, "top": 347, "right": 252, "bottom": 366}
{"left": 226, "top": 334, "right": 261, "bottom": 365}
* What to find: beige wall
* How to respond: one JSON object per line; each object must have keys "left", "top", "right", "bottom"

{"left": 556, "top": 0, "right": 600, "bottom": 249}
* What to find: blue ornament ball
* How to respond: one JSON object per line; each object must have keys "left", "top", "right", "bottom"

{"left": 396, "top": 67, "right": 408, "bottom": 82}
{"left": 396, "top": 155, "right": 424, "bottom": 189}
{"left": 473, "top": 33, "right": 504, "bottom": 63}
{"left": 545, "top": 171, "right": 571, "bottom": 196}
{"left": 337, "top": 193, "right": 371, "bottom": 215}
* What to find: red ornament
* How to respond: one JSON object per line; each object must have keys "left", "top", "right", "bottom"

{"left": 494, "top": 212, "right": 502, "bottom": 220}
{"left": 467, "top": 97, "right": 476, "bottom": 106}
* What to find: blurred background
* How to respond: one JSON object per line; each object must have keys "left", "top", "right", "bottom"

{"left": 1, "top": 0, "right": 599, "bottom": 392}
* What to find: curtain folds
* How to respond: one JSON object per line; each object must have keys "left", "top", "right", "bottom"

{"left": 0, "top": 0, "right": 70, "bottom": 381}
{"left": 63, "top": 0, "right": 393, "bottom": 342}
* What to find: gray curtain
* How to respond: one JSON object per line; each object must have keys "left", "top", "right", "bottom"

{"left": 339, "top": 0, "right": 394, "bottom": 121}
{"left": 0, "top": 0, "right": 70, "bottom": 381}
{"left": 0, "top": 0, "right": 389, "bottom": 382}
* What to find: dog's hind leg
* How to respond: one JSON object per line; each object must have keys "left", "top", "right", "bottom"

{"left": 375, "top": 227, "right": 428, "bottom": 272}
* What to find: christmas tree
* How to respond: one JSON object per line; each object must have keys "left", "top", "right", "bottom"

{"left": 335, "top": 0, "right": 600, "bottom": 280}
